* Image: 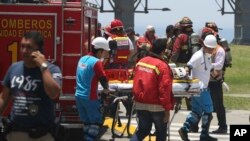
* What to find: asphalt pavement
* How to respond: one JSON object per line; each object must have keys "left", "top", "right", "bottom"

{"left": 0, "top": 94, "right": 249, "bottom": 141}
{"left": 97, "top": 109, "right": 249, "bottom": 141}
{"left": 98, "top": 97, "right": 250, "bottom": 141}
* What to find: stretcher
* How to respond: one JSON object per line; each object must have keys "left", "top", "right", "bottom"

{"left": 99, "top": 79, "right": 201, "bottom": 97}
{"left": 98, "top": 78, "right": 201, "bottom": 141}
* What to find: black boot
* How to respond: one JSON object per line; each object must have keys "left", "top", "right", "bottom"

{"left": 211, "top": 128, "right": 227, "bottom": 134}
{"left": 190, "top": 116, "right": 201, "bottom": 133}
{"left": 200, "top": 113, "right": 217, "bottom": 141}
{"left": 189, "top": 124, "right": 199, "bottom": 133}
{"left": 178, "top": 128, "right": 190, "bottom": 141}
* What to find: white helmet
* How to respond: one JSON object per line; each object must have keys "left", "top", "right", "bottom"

{"left": 172, "top": 67, "right": 187, "bottom": 79}
{"left": 92, "top": 37, "right": 110, "bottom": 51}
{"left": 203, "top": 35, "right": 217, "bottom": 48}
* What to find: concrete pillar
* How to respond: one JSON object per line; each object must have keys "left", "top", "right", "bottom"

{"left": 113, "top": 0, "right": 134, "bottom": 29}
{"left": 232, "top": 0, "right": 250, "bottom": 45}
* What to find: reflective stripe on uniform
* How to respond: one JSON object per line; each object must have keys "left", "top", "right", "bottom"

{"left": 136, "top": 62, "right": 160, "bottom": 75}
{"left": 113, "top": 36, "right": 129, "bottom": 41}
{"left": 117, "top": 56, "right": 128, "bottom": 59}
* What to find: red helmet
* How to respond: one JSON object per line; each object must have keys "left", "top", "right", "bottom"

{"left": 111, "top": 19, "right": 124, "bottom": 30}
{"left": 102, "top": 25, "right": 111, "bottom": 36}
{"left": 201, "top": 27, "right": 218, "bottom": 39}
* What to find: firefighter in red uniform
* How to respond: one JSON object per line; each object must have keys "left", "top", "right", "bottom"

{"left": 134, "top": 37, "right": 152, "bottom": 62}
{"left": 130, "top": 38, "right": 174, "bottom": 141}
{"left": 170, "top": 17, "right": 198, "bottom": 112}
{"left": 100, "top": 25, "right": 112, "bottom": 66}
{"left": 143, "top": 25, "right": 158, "bottom": 46}
{"left": 106, "top": 19, "right": 134, "bottom": 118}
{"left": 107, "top": 19, "right": 134, "bottom": 69}
{"left": 171, "top": 17, "right": 194, "bottom": 64}
{"left": 165, "top": 24, "right": 180, "bottom": 61}
{"left": 102, "top": 25, "right": 112, "bottom": 40}
{"left": 133, "top": 25, "right": 157, "bottom": 62}
{"left": 136, "top": 25, "right": 158, "bottom": 51}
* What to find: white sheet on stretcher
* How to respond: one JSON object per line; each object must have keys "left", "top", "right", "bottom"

{"left": 98, "top": 81, "right": 201, "bottom": 97}
{"left": 172, "top": 82, "right": 200, "bottom": 96}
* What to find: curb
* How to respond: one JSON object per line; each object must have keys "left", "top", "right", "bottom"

{"left": 224, "top": 94, "right": 250, "bottom": 98}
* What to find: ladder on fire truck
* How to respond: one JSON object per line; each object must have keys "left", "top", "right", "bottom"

{"left": 58, "top": 0, "right": 98, "bottom": 126}
{"left": 60, "top": 0, "right": 97, "bottom": 96}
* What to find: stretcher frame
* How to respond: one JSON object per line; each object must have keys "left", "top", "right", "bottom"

{"left": 99, "top": 80, "right": 201, "bottom": 141}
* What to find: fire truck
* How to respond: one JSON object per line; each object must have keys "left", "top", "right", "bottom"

{"left": 0, "top": 0, "right": 99, "bottom": 137}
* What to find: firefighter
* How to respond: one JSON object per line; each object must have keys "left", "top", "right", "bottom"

{"left": 0, "top": 31, "right": 62, "bottom": 141}
{"left": 165, "top": 24, "right": 176, "bottom": 61}
{"left": 130, "top": 38, "right": 174, "bottom": 141}
{"left": 107, "top": 19, "right": 134, "bottom": 69}
{"left": 102, "top": 25, "right": 112, "bottom": 40}
{"left": 106, "top": 20, "right": 135, "bottom": 117}
{"left": 137, "top": 25, "right": 158, "bottom": 50}
{"left": 125, "top": 27, "right": 139, "bottom": 63}
{"left": 171, "top": 16, "right": 195, "bottom": 64}
{"left": 133, "top": 37, "right": 151, "bottom": 62}
{"left": 133, "top": 25, "right": 157, "bottom": 62}
{"left": 178, "top": 35, "right": 218, "bottom": 141}
{"left": 125, "top": 27, "right": 139, "bottom": 51}
{"left": 143, "top": 25, "right": 158, "bottom": 46}
{"left": 100, "top": 25, "right": 112, "bottom": 66}
{"left": 75, "top": 37, "right": 110, "bottom": 141}
{"left": 202, "top": 22, "right": 228, "bottom": 134}
{"left": 171, "top": 17, "right": 199, "bottom": 111}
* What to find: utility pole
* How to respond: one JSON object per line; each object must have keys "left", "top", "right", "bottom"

{"left": 232, "top": 0, "right": 250, "bottom": 45}
{"left": 219, "top": 0, "right": 250, "bottom": 45}
{"left": 113, "top": 0, "right": 134, "bottom": 28}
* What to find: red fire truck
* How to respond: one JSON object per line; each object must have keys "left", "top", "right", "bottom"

{"left": 0, "top": 0, "right": 99, "bottom": 125}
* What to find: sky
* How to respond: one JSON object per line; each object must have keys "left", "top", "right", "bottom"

{"left": 93, "top": 0, "right": 235, "bottom": 42}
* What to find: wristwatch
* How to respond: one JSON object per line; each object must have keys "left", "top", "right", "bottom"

{"left": 40, "top": 62, "right": 48, "bottom": 71}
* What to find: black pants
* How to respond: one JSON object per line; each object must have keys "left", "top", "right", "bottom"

{"left": 208, "top": 81, "right": 227, "bottom": 129}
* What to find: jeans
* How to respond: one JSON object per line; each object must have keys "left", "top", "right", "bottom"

{"left": 130, "top": 110, "right": 167, "bottom": 141}
{"left": 182, "top": 89, "right": 214, "bottom": 137}
{"left": 209, "top": 81, "right": 227, "bottom": 129}
{"left": 191, "top": 89, "right": 214, "bottom": 116}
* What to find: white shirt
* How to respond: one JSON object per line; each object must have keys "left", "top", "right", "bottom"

{"left": 212, "top": 46, "right": 225, "bottom": 70}
{"left": 187, "top": 48, "right": 213, "bottom": 89}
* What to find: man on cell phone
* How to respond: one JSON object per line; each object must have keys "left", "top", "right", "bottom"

{"left": 0, "top": 31, "right": 62, "bottom": 141}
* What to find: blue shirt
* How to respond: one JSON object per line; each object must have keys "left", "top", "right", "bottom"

{"left": 2, "top": 61, "right": 62, "bottom": 128}
{"left": 75, "top": 54, "right": 106, "bottom": 100}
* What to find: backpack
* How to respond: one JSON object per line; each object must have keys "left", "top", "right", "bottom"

{"left": 189, "top": 33, "right": 202, "bottom": 54}
{"left": 218, "top": 38, "right": 232, "bottom": 69}
{"left": 173, "top": 33, "right": 202, "bottom": 64}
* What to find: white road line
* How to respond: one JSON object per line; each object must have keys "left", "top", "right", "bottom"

{"left": 124, "top": 119, "right": 230, "bottom": 141}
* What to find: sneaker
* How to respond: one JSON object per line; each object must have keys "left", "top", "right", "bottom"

{"left": 211, "top": 128, "right": 227, "bottom": 134}
{"left": 178, "top": 128, "right": 190, "bottom": 141}
{"left": 200, "top": 135, "right": 218, "bottom": 141}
